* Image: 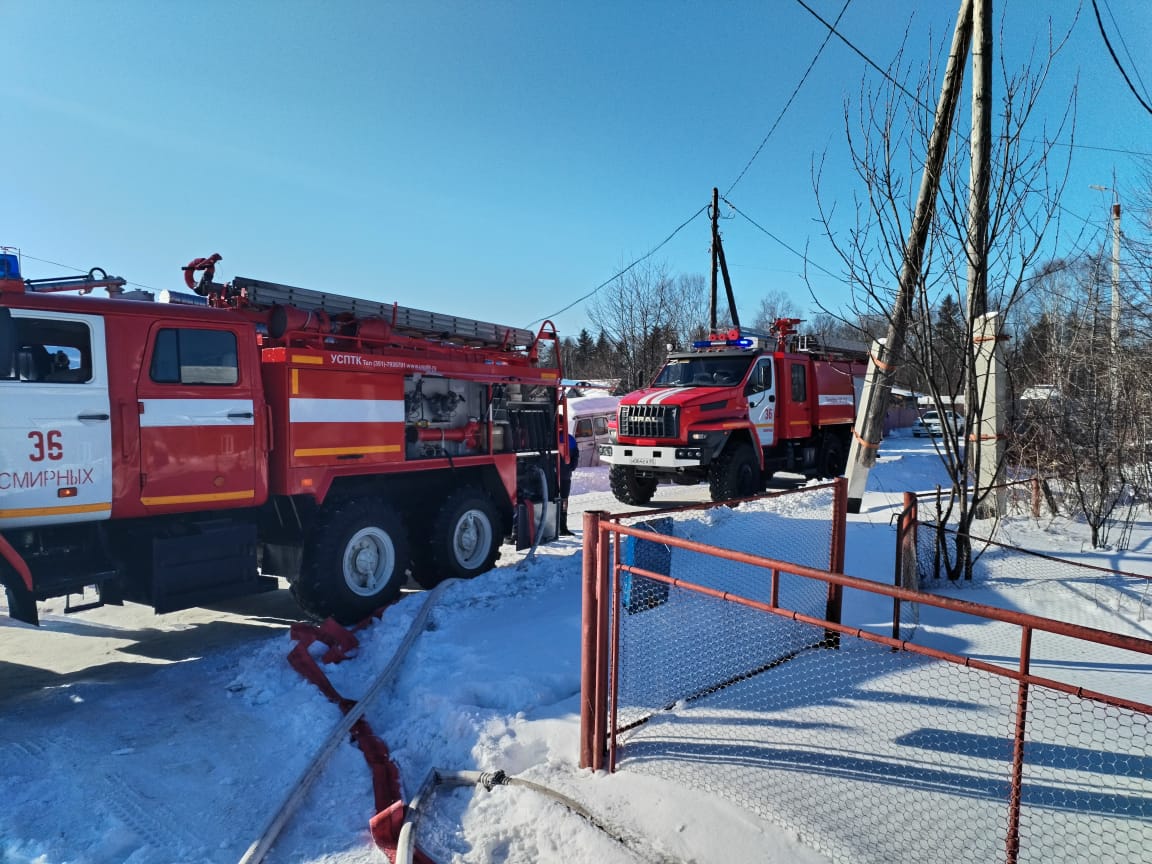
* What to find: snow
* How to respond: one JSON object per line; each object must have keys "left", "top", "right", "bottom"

{"left": 2, "top": 436, "right": 1151, "bottom": 863}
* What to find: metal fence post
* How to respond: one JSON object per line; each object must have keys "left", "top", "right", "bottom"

{"left": 592, "top": 514, "right": 612, "bottom": 772}
{"left": 824, "top": 477, "right": 849, "bottom": 648}
{"left": 894, "top": 491, "right": 918, "bottom": 641}
{"left": 579, "top": 510, "right": 603, "bottom": 769}
{"left": 1005, "top": 626, "right": 1033, "bottom": 864}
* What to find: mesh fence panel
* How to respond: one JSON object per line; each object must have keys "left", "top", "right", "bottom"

{"left": 618, "top": 610, "right": 1021, "bottom": 864}
{"left": 615, "top": 592, "right": 1152, "bottom": 864}
{"left": 611, "top": 486, "right": 837, "bottom": 731}
{"left": 1017, "top": 687, "right": 1152, "bottom": 864}
{"left": 604, "top": 498, "right": 1152, "bottom": 864}
{"left": 906, "top": 521, "right": 1152, "bottom": 688}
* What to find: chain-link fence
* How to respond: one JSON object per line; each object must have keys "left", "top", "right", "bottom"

{"left": 580, "top": 482, "right": 1152, "bottom": 864}
{"left": 609, "top": 484, "right": 844, "bottom": 734}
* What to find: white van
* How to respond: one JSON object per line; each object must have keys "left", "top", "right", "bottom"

{"left": 566, "top": 391, "right": 620, "bottom": 467}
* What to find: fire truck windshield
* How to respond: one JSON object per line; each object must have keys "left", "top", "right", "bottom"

{"left": 652, "top": 355, "right": 754, "bottom": 388}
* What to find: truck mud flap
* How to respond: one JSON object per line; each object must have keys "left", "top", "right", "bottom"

{"left": 150, "top": 522, "right": 276, "bottom": 614}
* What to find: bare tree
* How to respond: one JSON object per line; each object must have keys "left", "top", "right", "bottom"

{"left": 1010, "top": 234, "right": 1152, "bottom": 548}
{"left": 751, "top": 288, "right": 802, "bottom": 332}
{"left": 588, "top": 263, "right": 711, "bottom": 391}
{"left": 812, "top": 10, "right": 1075, "bottom": 575}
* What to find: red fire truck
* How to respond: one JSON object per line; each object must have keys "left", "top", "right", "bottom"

{"left": 0, "top": 252, "right": 564, "bottom": 625}
{"left": 599, "top": 319, "right": 866, "bottom": 504}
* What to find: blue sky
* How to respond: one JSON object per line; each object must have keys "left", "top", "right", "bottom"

{"left": 5, "top": 1, "right": 1150, "bottom": 340}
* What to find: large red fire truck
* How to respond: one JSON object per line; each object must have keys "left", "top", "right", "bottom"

{"left": 0, "top": 252, "right": 564, "bottom": 625}
{"left": 599, "top": 319, "right": 866, "bottom": 504}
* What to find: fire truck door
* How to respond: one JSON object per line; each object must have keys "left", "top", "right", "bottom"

{"left": 788, "top": 361, "right": 813, "bottom": 437}
{"left": 0, "top": 311, "right": 113, "bottom": 529}
{"left": 745, "top": 356, "right": 776, "bottom": 447}
{"left": 136, "top": 325, "right": 258, "bottom": 512}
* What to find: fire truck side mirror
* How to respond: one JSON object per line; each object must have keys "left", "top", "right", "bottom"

{"left": 0, "top": 307, "right": 13, "bottom": 377}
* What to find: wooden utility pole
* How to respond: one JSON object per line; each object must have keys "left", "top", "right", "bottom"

{"left": 968, "top": 0, "right": 1004, "bottom": 521}
{"left": 709, "top": 187, "right": 741, "bottom": 334}
{"left": 710, "top": 187, "right": 719, "bottom": 332}
{"left": 1111, "top": 198, "right": 1122, "bottom": 408}
{"left": 967, "top": 0, "right": 992, "bottom": 322}
{"left": 844, "top": 0, "right": 974, "bottom": 512}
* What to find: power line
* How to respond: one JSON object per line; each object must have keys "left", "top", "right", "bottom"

{"left": 1090, "top": 0, "right": 1152, "bottom": 116}
{"left": 791, "top": 0, "right": 931, "bottom": 113}
{"left": 1099, "top": 0, "right": 1151, "bottom": 104}
{"left": 524, "top": 204, "right": 709, "bottom": 328}
{"left": 17, "top": 251, "right": 161, "bottom": 293}
{"left": 721, "top": 196, "right": 841, "bottom": 282}
{"left": 793, "top": 3, "right": 1152, "bottom": 160}
{"left": 1032, "top": 138, "right": 1152, "bottom": 157}
{"left": 726, "top": 0, "right": 853, "bottom": 196}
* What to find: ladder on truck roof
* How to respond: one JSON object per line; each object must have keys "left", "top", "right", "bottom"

{"left": 230, "top": 276, "right": 536, "bottom": 350}
{"left": 796, "top": 332, "right": 869, "bottom": 360}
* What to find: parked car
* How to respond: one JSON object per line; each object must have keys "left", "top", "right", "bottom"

{"left": 913, "top": 409, "right": 964, "bottom": 438}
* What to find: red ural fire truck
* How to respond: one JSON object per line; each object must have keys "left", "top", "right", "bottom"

{"left": 599, "top": 319, "right": 866, "bottom": 504}
{"left": 0, "top": 253, "right": 564, "bottom": 625}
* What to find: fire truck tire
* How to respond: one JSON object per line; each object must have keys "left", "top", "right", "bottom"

{"left": 609, "top": 465, "right": 658, "bottom": 506}
{"left": 294, "top": 499, "right": 410, "bottom": 623}
{"left": 709, "top": 442, "right": 761, "bottom": 502}
{"left": 413, "top": 489, "right": 501, "bottom": 587}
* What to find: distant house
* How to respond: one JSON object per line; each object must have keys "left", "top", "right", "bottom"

{"left": 887, "top": 388, "right": 923, "bottom": 433}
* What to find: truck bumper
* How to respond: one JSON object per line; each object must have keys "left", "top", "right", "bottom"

{"left": 598, "top": 444, "right": 706, "bottom": 470}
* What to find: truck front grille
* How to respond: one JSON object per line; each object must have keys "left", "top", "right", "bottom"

{"left": 619, "top": 404, "right": 679, "bottom": 440}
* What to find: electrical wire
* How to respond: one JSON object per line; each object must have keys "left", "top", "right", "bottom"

{"left": 791, "top": 0, "right": 932, "bottom": 114}
{"left": 17, "top": 251, "right": 162, "bottom": 293}
{"left": 726, "top": 0, "right": 854, "bottom": 196}
{"left": 720, "top": 196, "right": 841, "bottom": 282}
{"left": 1098, "top": 0, "right": 1151, "bottom": 106}
{"left": 524, "top": 203, "right": 708, "bottom": 328}
{"left": 1033, "top": 139, "right": 1152, "bottom": 157}
{"left": 1090, "top": 0, "right": 1152, "bottom": 116}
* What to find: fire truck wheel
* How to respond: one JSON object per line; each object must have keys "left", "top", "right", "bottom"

{"left": 295, "top": 499, "right": 410, "bottom": 623}
{"left": 609, "top": 465, "right": 657, "bottom": 506}
{"left": 413, "top": 489, "right": 501, "bottom": 587}
{"left": 709, "top": 442, "right": 761, "bottom": 502}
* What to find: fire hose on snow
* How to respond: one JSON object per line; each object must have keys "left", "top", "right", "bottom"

{"left": 395, "top": 769, "right": 659, "bottom": 864}
{"left": 237, "top": 581, "right": 449, "bottom": 864}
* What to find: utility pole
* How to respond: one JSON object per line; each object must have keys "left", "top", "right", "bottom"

{"left": 844, "top": 0, "right": 974, "bottom": 513}
{"left": 967, "top": 0, "right": 1005, "bottom": 522}
{"left": 1111, "top": 198, "right": 1122, "bottom": 353}
{"left": 709, "top": 187, "right": 740, "bottom": 334}
{"left": 967, "top": 0, "right": 992, "bottom": 323}
{"left": 1091, "top": 185, "right": 1123, "bottom": 407}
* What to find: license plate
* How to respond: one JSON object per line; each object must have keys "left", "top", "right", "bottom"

{"left": 631, "top": 457, "right": 654, "bottom": 465}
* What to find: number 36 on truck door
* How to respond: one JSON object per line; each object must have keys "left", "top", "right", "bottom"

{"left": 0, "top": 311, "right": 113, "bottom": 529}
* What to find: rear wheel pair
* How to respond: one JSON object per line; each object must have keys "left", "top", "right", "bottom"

{"left": 291, "top": 487, "right": 500, "bottom": 623}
